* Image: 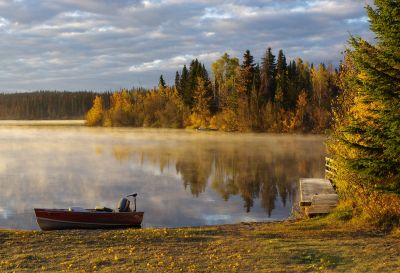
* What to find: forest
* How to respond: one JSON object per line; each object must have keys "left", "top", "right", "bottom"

{"left": 0, "top": 91, "right": 110, "bottom": 120}
{"left": 86, "top": 49, "right": 340, "bottom": 133}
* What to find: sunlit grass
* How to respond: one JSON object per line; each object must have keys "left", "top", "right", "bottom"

{"left": 1, "top": 219, "right": 399, "bottom": 272}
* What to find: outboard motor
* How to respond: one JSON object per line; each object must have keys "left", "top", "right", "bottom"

{"left": 118, "top": 197, "right": 131, "bottom": 212}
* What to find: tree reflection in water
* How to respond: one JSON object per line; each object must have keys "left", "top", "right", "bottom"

{"left": 111, "top": 136, "right": 324, "bottom": 215}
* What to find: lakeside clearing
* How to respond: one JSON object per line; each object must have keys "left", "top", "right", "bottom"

{"left": 1, "top": 217, "right": 399, "bottom": 272}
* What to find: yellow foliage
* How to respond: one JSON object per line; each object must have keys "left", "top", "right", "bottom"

{"left": 187, "top": 112, "right": 209, "bottom": 129}
{"left": 85, "top": 96, "right": 104, "bottom": 126}
{"left": 351, "top": 95, "right": 382, "bottom": 125}
{"left": 211, "top": 109, "right": 238, "bottom": 131}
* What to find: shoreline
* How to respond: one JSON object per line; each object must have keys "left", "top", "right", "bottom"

{"left": 0, "top": 119, "right": 328, "bottom": 135}
{"left": 0, "top": 218, "right": 288, "bottom": 232}
{"left": 0, "top": 120, "right": 85, "bottom": 126}
{"left": 1, "top": 218, "right": 399, "bottom": 272}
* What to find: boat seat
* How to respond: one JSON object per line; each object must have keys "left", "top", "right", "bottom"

{"left": 68, "top": 207, "right": 88, "bottom": 212}
{"left": 95, "top": 206, "right": 114, "bottom": 212}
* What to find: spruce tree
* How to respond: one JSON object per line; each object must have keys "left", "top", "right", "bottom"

{"left": 180, "top": 65, "right": 189, "bottom": 105}
{"left": 260, "top": 47, "right": 276, "bottom": 103}
{"left": 159, "top": 75, "right": 166, "bottom": 89}
{"left": 332, "top": 0, "right": 400, "bottom": 194}
{"left": 236, "top": 50, "right": 256, "bottom": 131}
{"left": 174, "top": 71, "right": 180, "bottom": 93}
{"left": 240, "top": 50, "right": 255, "bottom": 100}
{"left": 275, "top": 50, "right": 288, "bottom": 109}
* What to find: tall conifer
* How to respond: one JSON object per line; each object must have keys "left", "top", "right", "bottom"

{"left": 275, "top": 50, "right": 288, "bottom": 109}
{"left": 332, "top": 0, "right": 400, "bottom": 194}
{"left": 260, "top": 48, "right": 276, "bottom": 103}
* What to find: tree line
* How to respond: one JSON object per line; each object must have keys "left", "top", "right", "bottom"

{"left": 86, "top": 49, "right": 340, "bottom": 133}
{"left": 0, "top": 91, "right": 110, "bottom": 119}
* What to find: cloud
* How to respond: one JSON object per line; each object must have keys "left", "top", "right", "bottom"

{"left": 129, "top": 51, "right": 222, "bottom": 72}
{"left": 0, "top": 0, "right": 373, "bottom": 91}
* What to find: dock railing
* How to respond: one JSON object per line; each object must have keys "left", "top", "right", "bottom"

{"left": 325, "top": 157, "right": 337, "bottom": 182}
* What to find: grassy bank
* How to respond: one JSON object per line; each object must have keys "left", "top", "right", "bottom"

{"left": 1, "top": 217, "right": 399, "bottom": 272}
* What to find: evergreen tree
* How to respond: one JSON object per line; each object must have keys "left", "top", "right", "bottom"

{"left": 236, "top": 50, "right": 256, "bottom": 131}
{"left": 251, "top": 64, "right": 262, "bottom": 130}
{"left": 260, "top": 48, "right": 276, "bottom": 103}
{"left": 337, "top": 0, "right": 400, "bottom": 193}
{"left": 159, "top": 75, "right": 166, "bottom": 89}
{"left": 286, "top": 60, "right": 298, "bottom": 109}
{"left": 174, "top": 71, "right": 180, "bottom": 92}
{"left": 275, "top": 50, "right": 288, "bottom": 109}
{"left": 239, "top": 50, "right": 255, "bottom": 101}
{"left": 180, "top": 65, "right": 189, "bottom": 104}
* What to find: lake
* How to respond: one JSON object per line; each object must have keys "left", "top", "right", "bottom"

{"left": 0, "top": 123, "right": 326, "bottom": 230}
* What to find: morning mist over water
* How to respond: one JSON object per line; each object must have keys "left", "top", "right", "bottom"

{"left": 0, "top": 126, "right": 325, "bottom": 230}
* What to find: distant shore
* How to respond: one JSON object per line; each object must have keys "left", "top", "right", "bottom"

{"left": 0, "top": 120, "right": 85, "bottom": 126}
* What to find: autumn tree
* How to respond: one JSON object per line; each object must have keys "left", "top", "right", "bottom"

{"left": 210, "top": 53, "right": 240, "bottom": 131}
{"left": 107, "top": 90, "right": 134, "bottom": 126}
{"left": 211, "top": 53, "right": 240, "bottom": 110}
{"left": 190, "top": 77, "right": 212, "bottom": 128}
{"left": 85, "top": 95, "right": 104, "bottom": 126}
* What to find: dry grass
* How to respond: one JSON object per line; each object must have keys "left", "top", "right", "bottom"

{"left": 0, "top": 218, "right": 399, "bottom": 272}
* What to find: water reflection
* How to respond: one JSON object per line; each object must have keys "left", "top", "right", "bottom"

{"left": 111, "top": 135, "right": 324, "bottom": 216}
{"left": 0, "top": 127, "right": 325, "bottom": 229}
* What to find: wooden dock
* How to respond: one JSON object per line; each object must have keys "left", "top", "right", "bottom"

{"left": 299, "top": 178, "right": 338, "bottom": 217}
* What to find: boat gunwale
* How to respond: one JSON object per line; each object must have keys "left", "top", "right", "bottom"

{"left": 34, "top": 208, "right": 144, "bottom": 214}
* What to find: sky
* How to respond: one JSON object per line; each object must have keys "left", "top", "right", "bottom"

{"left": 0, "top": 0, "right": 374, "bottom": 92}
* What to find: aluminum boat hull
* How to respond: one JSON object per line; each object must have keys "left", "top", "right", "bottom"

{"left": 34, "top": 208, "right": 144, "bottom": 231}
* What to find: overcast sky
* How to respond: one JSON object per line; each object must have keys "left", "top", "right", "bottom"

{"left": 0, "top": 0, "right": 373, "bottom": 92}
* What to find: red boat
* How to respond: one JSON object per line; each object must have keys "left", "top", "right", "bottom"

{"left": 34, "top": 193, "right": 144, "bottom": 231}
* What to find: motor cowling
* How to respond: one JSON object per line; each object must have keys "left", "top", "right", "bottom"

{"left": 118, "top": 198, "right": 131, "bottom": 212}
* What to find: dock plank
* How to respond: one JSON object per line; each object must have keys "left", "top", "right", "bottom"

{"left": 299, "top": 178, "right": 338, "bottom": 217}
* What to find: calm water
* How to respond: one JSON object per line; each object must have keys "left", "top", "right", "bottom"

{"left": 0, "top": 124, "right": 326, "bottom": 230}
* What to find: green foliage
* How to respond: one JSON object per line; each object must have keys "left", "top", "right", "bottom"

{"left": 158, "top": 75, "right": 166, "bottom": 89}
{"left": 177, "top": 59, "right": 212, "bottom": 109}
{"left": 328, "top": 0, "right": 400, "bottom": 227}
